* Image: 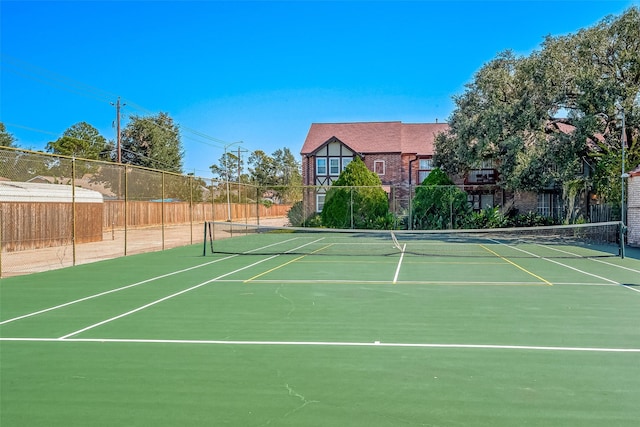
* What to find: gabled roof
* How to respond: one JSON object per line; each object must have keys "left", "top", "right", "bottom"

{"left": 301, "top": 121, "right": 449, "bottom": 156}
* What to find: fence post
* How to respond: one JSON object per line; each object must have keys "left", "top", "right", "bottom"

{"left": 72, "top": 157, "right": 77, "bottom": 266}
{"left": 409, "top": 184, "right": 413, "bottom": 230}
{"left": 124, "top": 165, "right": 128, "bottom": 256}
{"left": 161, "top": 171, "right": 165, "bottom": 250}
{"left": 350, "top": 187, "right": 354, "bottom": 229}
{"left": 189, "top": 174, "right": 194, "bottom": 245}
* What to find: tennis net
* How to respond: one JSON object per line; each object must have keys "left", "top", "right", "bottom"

{"left": 203, "top": 221, "right": 623, "bottom": 259}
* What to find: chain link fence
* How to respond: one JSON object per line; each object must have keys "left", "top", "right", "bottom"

{"left": 2, "top": 147, "right": 618, "bottom": 277}
{"left": 0, "top": 148, "right": 291, "bottom": 277}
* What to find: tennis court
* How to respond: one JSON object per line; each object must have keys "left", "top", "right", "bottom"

{"left": 1, "top": 222, "right": 639, "bottom": 426}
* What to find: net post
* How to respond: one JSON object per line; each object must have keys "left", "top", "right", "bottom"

{"left": 203, "top": 221, "right": 208, "bottom": 256}
{"left": 619, "top": 221, "right": 626, "bottom": 259}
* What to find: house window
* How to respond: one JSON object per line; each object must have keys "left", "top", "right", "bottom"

{"left": 481, "top": 194, "right": 494, "bottom": 209}
{"left": 374, "top": 160, "right": 385, "bottom": 175}
{"left": 342, "top": 157, "right": 352, "bottom": 171}
{"left": 329, "top": 158, "right": 340, "bottom": 175}
{"left": 538, "top": 193, "right": 552, "bottom": 216}
{"left": 316, "top": 158, "right": 327, "bottom": 175}
{"left": 316, "top": 193, "right": 326, "bottom": 212}
{"left": 480, "top": 159, "right": 494, "bottom": 169}
{"left": 418, "top": 159, "right": 432, "bottom": 183}
{"left": 419, "top": 159, "right": 432, "bottom": 170}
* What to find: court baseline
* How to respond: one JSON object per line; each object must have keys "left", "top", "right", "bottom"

{"left": 2, "top": 337, "right": 639, "bottom": 353}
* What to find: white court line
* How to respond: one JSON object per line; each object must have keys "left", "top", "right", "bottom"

{"left": 58, "top": 239, "right": 325, "bottom": 340}
{"left": 490, "top": 240, "right": 621, "bottom": 285}
{"left": 392, "top": 244, "right": 406, "bottom": 284}
{"left": 221, "top": 279, "right": 614, "bottom": 286}
{"left": 0, "top": 255, "right": 238, "bottom": 326}
{"left": 536, "top": 245, "right": 640, "bottom": 293}
{"left": 0, "top": 237, "right": 303, "bottom": 326}
{"left": 58, "top": 256, "right": 281, "bottom": 339}
{"left": 2, "top": 337, "right": 639, "bottom": 353}
{"left": 537, "top": 245, "right": 640, "bottom": 275}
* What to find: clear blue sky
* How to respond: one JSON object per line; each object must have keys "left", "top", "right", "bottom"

{"left": 1, "top": 0, "right": 638, "bottom": 177}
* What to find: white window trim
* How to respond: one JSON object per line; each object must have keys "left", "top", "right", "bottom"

{"left": 316, "top": 158, "right": 327, "bottom": 175}
{"left": 316, "top": 193, "right": 326, "bottom": 212}
{"left": 329, "top": 157, "right": 341, "bottom": 176}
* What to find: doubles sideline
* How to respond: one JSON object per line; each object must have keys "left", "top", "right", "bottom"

{"left": 0, "top": 236, "right": 304, "bottom": 326}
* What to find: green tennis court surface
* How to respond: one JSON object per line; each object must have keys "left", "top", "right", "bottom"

{"left": 2, "top": 229, "right": 639, "bottom": 426}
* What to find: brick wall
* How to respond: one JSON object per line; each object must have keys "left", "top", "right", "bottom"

{"left": 628, "top": 173, "right": 640, "bottom": 247}
{"left": 512, "top": 191, "right": 538, "bottom": 214}
{"left": 363, "top": 153, "right": 404, "bottom": 185}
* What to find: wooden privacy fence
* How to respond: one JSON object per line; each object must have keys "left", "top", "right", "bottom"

{"left": 2, "top": 200, "right": 291, "bottom": 253}
{"left": 1, "top": 201, "right": 103, "bottom": 252}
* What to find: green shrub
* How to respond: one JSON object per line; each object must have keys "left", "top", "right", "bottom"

{"left": 506, "top": 211, "right": 558, "bottom": 227}
{"left": 411, "top": 169, "right": 471, "bottom": 230}
{"left": 321, "top": 157, "right": 390, "bottom": 229}
{"left": 467, "top": 207, "right": 508, "bottom": 229}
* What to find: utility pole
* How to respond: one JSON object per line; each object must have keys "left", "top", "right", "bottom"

{"left": 237, "top": 146, "right": 248, "bottom": 207}
{"left": 111, "top": 97, "right": 126, "bottom": 163}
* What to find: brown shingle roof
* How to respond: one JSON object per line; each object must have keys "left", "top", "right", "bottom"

{"left": 301, "top": 121, "right": 449, "bottom": 156}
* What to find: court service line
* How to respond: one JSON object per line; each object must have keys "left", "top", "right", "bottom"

{"left": 3, "top": 337, "right": 639, "bottom": 353}
{"left": 228, "top": 279, "right": 574, "bottom": 286}
{"left": 0, "top": 255, "right": 239, "bottom": 326}
{"left": 58, "top": 239, "right": 326, "bottom": 339}
{"left": 58, "top": 256, "right": 281, "bottom": 339}
{"left": 393, "top": 244, "right": 407, "bottom": 284}
{"left": 500, "top": 243, "right": 621, "bottom": 286}
{"left": 480, "top": 244, "right": 553, "bottom": 286}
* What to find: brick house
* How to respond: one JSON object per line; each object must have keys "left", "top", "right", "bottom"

{"left": 300, "top": 121, "right": 450, "bottom": 212}
{"left": 628, "top": 164, "right": 640, "bottom": 247}
{"left": 299, "top": 120, "right": 600, "bottom": 221}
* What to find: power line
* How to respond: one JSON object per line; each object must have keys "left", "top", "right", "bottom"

{"left": 2, "top": 55, "right": 247, "bottom": 153}
{"left": 1, "top": 54, "right": 116, "bottom": 104}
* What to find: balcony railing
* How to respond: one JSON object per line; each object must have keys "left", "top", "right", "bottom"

{"left": 465, "top": 169, "right": 497, "bottom": 185}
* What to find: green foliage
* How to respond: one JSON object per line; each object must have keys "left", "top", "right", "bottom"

{"left": 210, "top": 151, "right": 243, "bottom": 182}
{"left": 287, "top": 201, "right": 322, "bottom": 227}
{"left": 464, "top": 208, "right": 559, "bottom": 229}
{"left": 305, "top": 213, "right": 323, "bottom": 227}
{"left": 411, "top": 168, "right": 471, "bottom": 230}
{"left": 287, "top": 201, "right": 304, "bottom": 226}
{"left": 246, "top": 147, "right": 302, "bottom": 204}
{"left": 434, "top": 7, "right": 640, "bottom": 207}
{"left": 321, "top": 157, "right": 390, "bottom": 229}
{"left": 46, "top": 122, "right": 110, "bottom": 161}
{"left": 116, "top": 113, "right": 184, "bottom": 200}
{"left": 467, "top": 207, "right": 508, "bottom": 229}
{"left": 421, "top": 168, "right": 454, "bottom": 186}
{"left": 592, "top": 133, "right": 640, "bottom": 211}
{"left": 372, "top": 212, "right": 401, "bottom": 230}
{"left": 121, "top": 112, "right": 183, "bottom": 173}
{"left": 0, "top": 123, "right": 17, "bottom": 148}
